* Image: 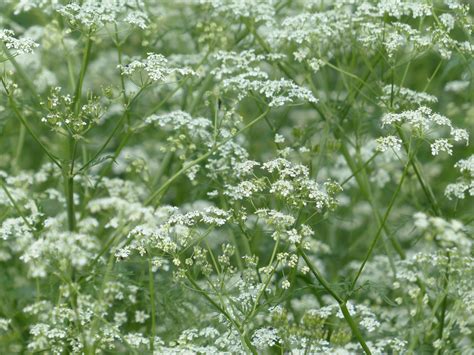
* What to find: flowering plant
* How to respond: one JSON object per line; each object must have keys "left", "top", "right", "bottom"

{"left": 0, "top": 0, "right": 472, "bottom": 354}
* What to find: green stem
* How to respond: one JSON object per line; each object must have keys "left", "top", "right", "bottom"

{"left": 145, "top": 108, "right": 270, "bottom": 206}
{"left": 66, "top": 30, "right": 93, "bottom": 232}
{"left": 244, "top": 236, "right": 280, "bottom": 324}
{"left": 13, "top": 125, "right": 25, "bottom": 170}
{"left": 114, "top": 24, "right": 130, "bottom": 126}
{"left": 252, "top": 29, "right": 403, "bottom": 260}
{"left": 396, "top": 128, "right": 441, "bottom": 216}
{"left": 339, "top": 144, "right": 405, "bottom": 259}
{"left": 349, "top": 159, "right": 410, "bottom": 292}
{"left": 340, "top": 152, "right": 379, "bottom": 187}
{"left": 186, "top": 274, "right": 257, "bottom": 354}
{"left": 78, "top": 85, "right": 145, "bottom": 174}
{"left": 437, "top": 252, "right": 450, "bottom": 346}
{"left": 148, "top": 257, "right": 156, "bottom": 352}
{"left": 0, "top": 179, "right": 33, "bottom": 228}
{"left": 66, "top": 139, "right": 78, "bottom": 232}
{"left": 2, "top": 45, "right": 41, "bottom": 106}
{"left": 299, "top": 249, "right": 371, "bottom": 355}
{"left": 72, "top": 31, "right": 93, "bottom": 116}
{"left": 65, "top": 174, "right": 75, "bottom": 232}
{"left": 1, "top": 78, "right": 62, "bottom": 169}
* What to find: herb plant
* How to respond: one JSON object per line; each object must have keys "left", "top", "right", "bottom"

{"left": 0, "top": 1, "right": 473, "bottom": 354}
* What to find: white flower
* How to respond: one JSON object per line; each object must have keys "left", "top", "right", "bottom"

{"left": 224, "top": 180, "right": 263, "bottom": 200}
{"left": 251, "top": 327, "right": 280, "bottom": 349}
{"left": 134, "top": 310, "right": 149, "bottom": 324}
{"left": 375, "top": 136, "right": 402, "bottom": 152}
{"left": 274, "top": 134, "right": 285, "bottom": 144}
{"left": 0, "top": 29, "right": 39, "bottom": 55}
{"left": 115, "top": 247, "right": 131, "bottom": 260}
{"left": 450, "top": 128, "right": 469, "bottom": 144}
{"left": 212, "top": 50, "right": 317, "bottom": 107}
{"left": 287, "top": 229, "right": 301, "bottom": 244}
{"left": 293, "top": 47, "right": 309, "bottom": 62}
{"left": 455, "top": 156, "right": 474, "bottom": 175}
{"left": 439, "top": 13, "right": 455, "bottom": 31}
{"left": 57, "top": 1, "right": 149, "bottom": 28}
{"left": 119, "top": 53, "right": 196, "bottom": 83}
{"left": 0, "top": 318, "right": 10, "bottom": 332}
{"left": 380, "top": 85, "right": 437, "bottom": 108}
{"left": 445, "top": 155, "right": 474, "bottom": 200}
{"left": 445, "top": 80, "right": 470, "bottom": 93}
{"left": 308, "top": 58, "right": 324, "bottom": 73}
{"left": 431, "top": 138, "right": 453, "bottom": 156}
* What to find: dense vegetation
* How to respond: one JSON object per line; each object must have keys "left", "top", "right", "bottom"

{"left": 0, "top": 0, "right": 473, "bottom": 354}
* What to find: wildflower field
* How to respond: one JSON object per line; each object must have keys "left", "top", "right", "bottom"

{"left": 0, "top": 0, "right": 473, "bottom": 354}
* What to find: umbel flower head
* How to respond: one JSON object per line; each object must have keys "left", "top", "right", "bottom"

{"left": 0, "top": 29, "right": 38, "bottom": 59}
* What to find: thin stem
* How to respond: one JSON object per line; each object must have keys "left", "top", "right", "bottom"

{"left": 114, "top": 23, "right": 129, "bottom": 125}
{"left": 0, "top": 179, "right": 33, "bottom": 228}
{"left": 148, "top": 256, "right": 156, "bottom": 352}
{"left": 244, "top": 236, "right": 280, "bottom": 324}
{"left": 396, "top": 128, "right": 441, "bottom": 216}
{"left": 13, "top": 125, "right": 26, "bottom": 170}
{"left": 349, "top": 159, "right": 410, "bottom": 292}
{"left": 436, "top": 251, "right": 451, "bottom": 349}
{"left": 145, "top": 108, "right": 270, "bottom": 206}
{"left": 65, "top": 31, "right": 93, "bottom": 232}
{"left": 299, "top": 249, "right": 343, "bottom": 304}
{"left": 72, "top": 30, "right": 93, "bottom": 116}
{"left": 340, "top": 152, "right": 379, "bottom": 187}
{"left": 65, "top": 169, "right": 76, "bottom": 232}
{"left": 185, "top": 274, "right": 257, "bottom": 354}
{"left": 78, "top": 86, "right": 145, "bottom": 174}
{"left": 299, "top": 249, "right": 371, "bottom": 355}
{"left": 1, "top": 78, "right": 62, "bottom": 169}
{"left": 251, "top": 28, "right": 404, "bottom": 262}
{"left": 2, "top": 45, "right": 41, "bottom": 106}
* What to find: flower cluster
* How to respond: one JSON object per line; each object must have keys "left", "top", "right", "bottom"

{"left": 57, "top": 1, "right": 149, "bottom": 29}
{"left": 379, "top": 85, "right": 438, "bottom": 110}
{"left": 445, "top": 155, "right": 474, "bottom": 199}
{"left": 0, "top": 29, "right": 38, "bottom": 59}
{"left": 224, "top": 158, "right": 341, "bottom": 210}
{"left": 119, "top": 53, "right": 197, "bottom": 84}
{"left": 0, "top": 0, "right": 472, "bottom": 354}
{"left": 414, "top": 212, "right": 472, "bottom": 249}
{"left": 212, "top": 50, "right": 317, "bottom": 107}
{"left": 380, "top": 106, "right": 469, "bottom": 156}
{"left": 40, "top": 86, "right": 104, "bottom": 134}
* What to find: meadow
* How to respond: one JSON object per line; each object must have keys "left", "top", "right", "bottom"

{"left": 0, "top": 0, "right": 473, "bottom": 353}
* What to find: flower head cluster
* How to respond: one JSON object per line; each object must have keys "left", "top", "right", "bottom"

{"left": 144, "top": 111, "right": 212, "bottom": 153}
{"left": 393, "top": 248, "right": 474, "bottom": 344}
{"left": 21, "top": 231, "right": 100, "bottom": 278}
{"left": 116, "top": 206, "right": 231, "bottom": 260}
{"left": 414, "top": 212, "right": 471, "bottom": 249}
{"left": 25, "top": 282, "right": 144, "bottom": 354}
{"left": 0, "top": 0, "right": 472, "bottom": 353}
{"left": 270, "top": 0, "right": 473, "bottom": 60}
{"left": 40, "top": 86, "right": 104, "bottom": 135}
{"left": 445, "top": 155, "right": 474, "bottom": 199}
{"left": 224, "top": 158, "right": 341, "bottom": 210}
{"left": 380, "top": 106, "right": 469, "bottom": 156}
{"left": 375, "top": 135, "right": 402, "bottom": 153}
{"left": 251, "top": 327, "right": 280, "bottom": 349}
{"left": 202, "top": 0, "right": 275, "bottom": 25}
{"left": 119, "top": 53, "right": 197, "bottom": 84}
{"left": 57, "top": 0, "right": 149, "bottom": 29}
{"left": 0, "top": 29, "right": 39, "bottom": 59}
{"left": 379, "top": 85, "right": 438, "bottom": 109}
{"left": 212, "top": 50, "right": 317, "bottom": 107}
